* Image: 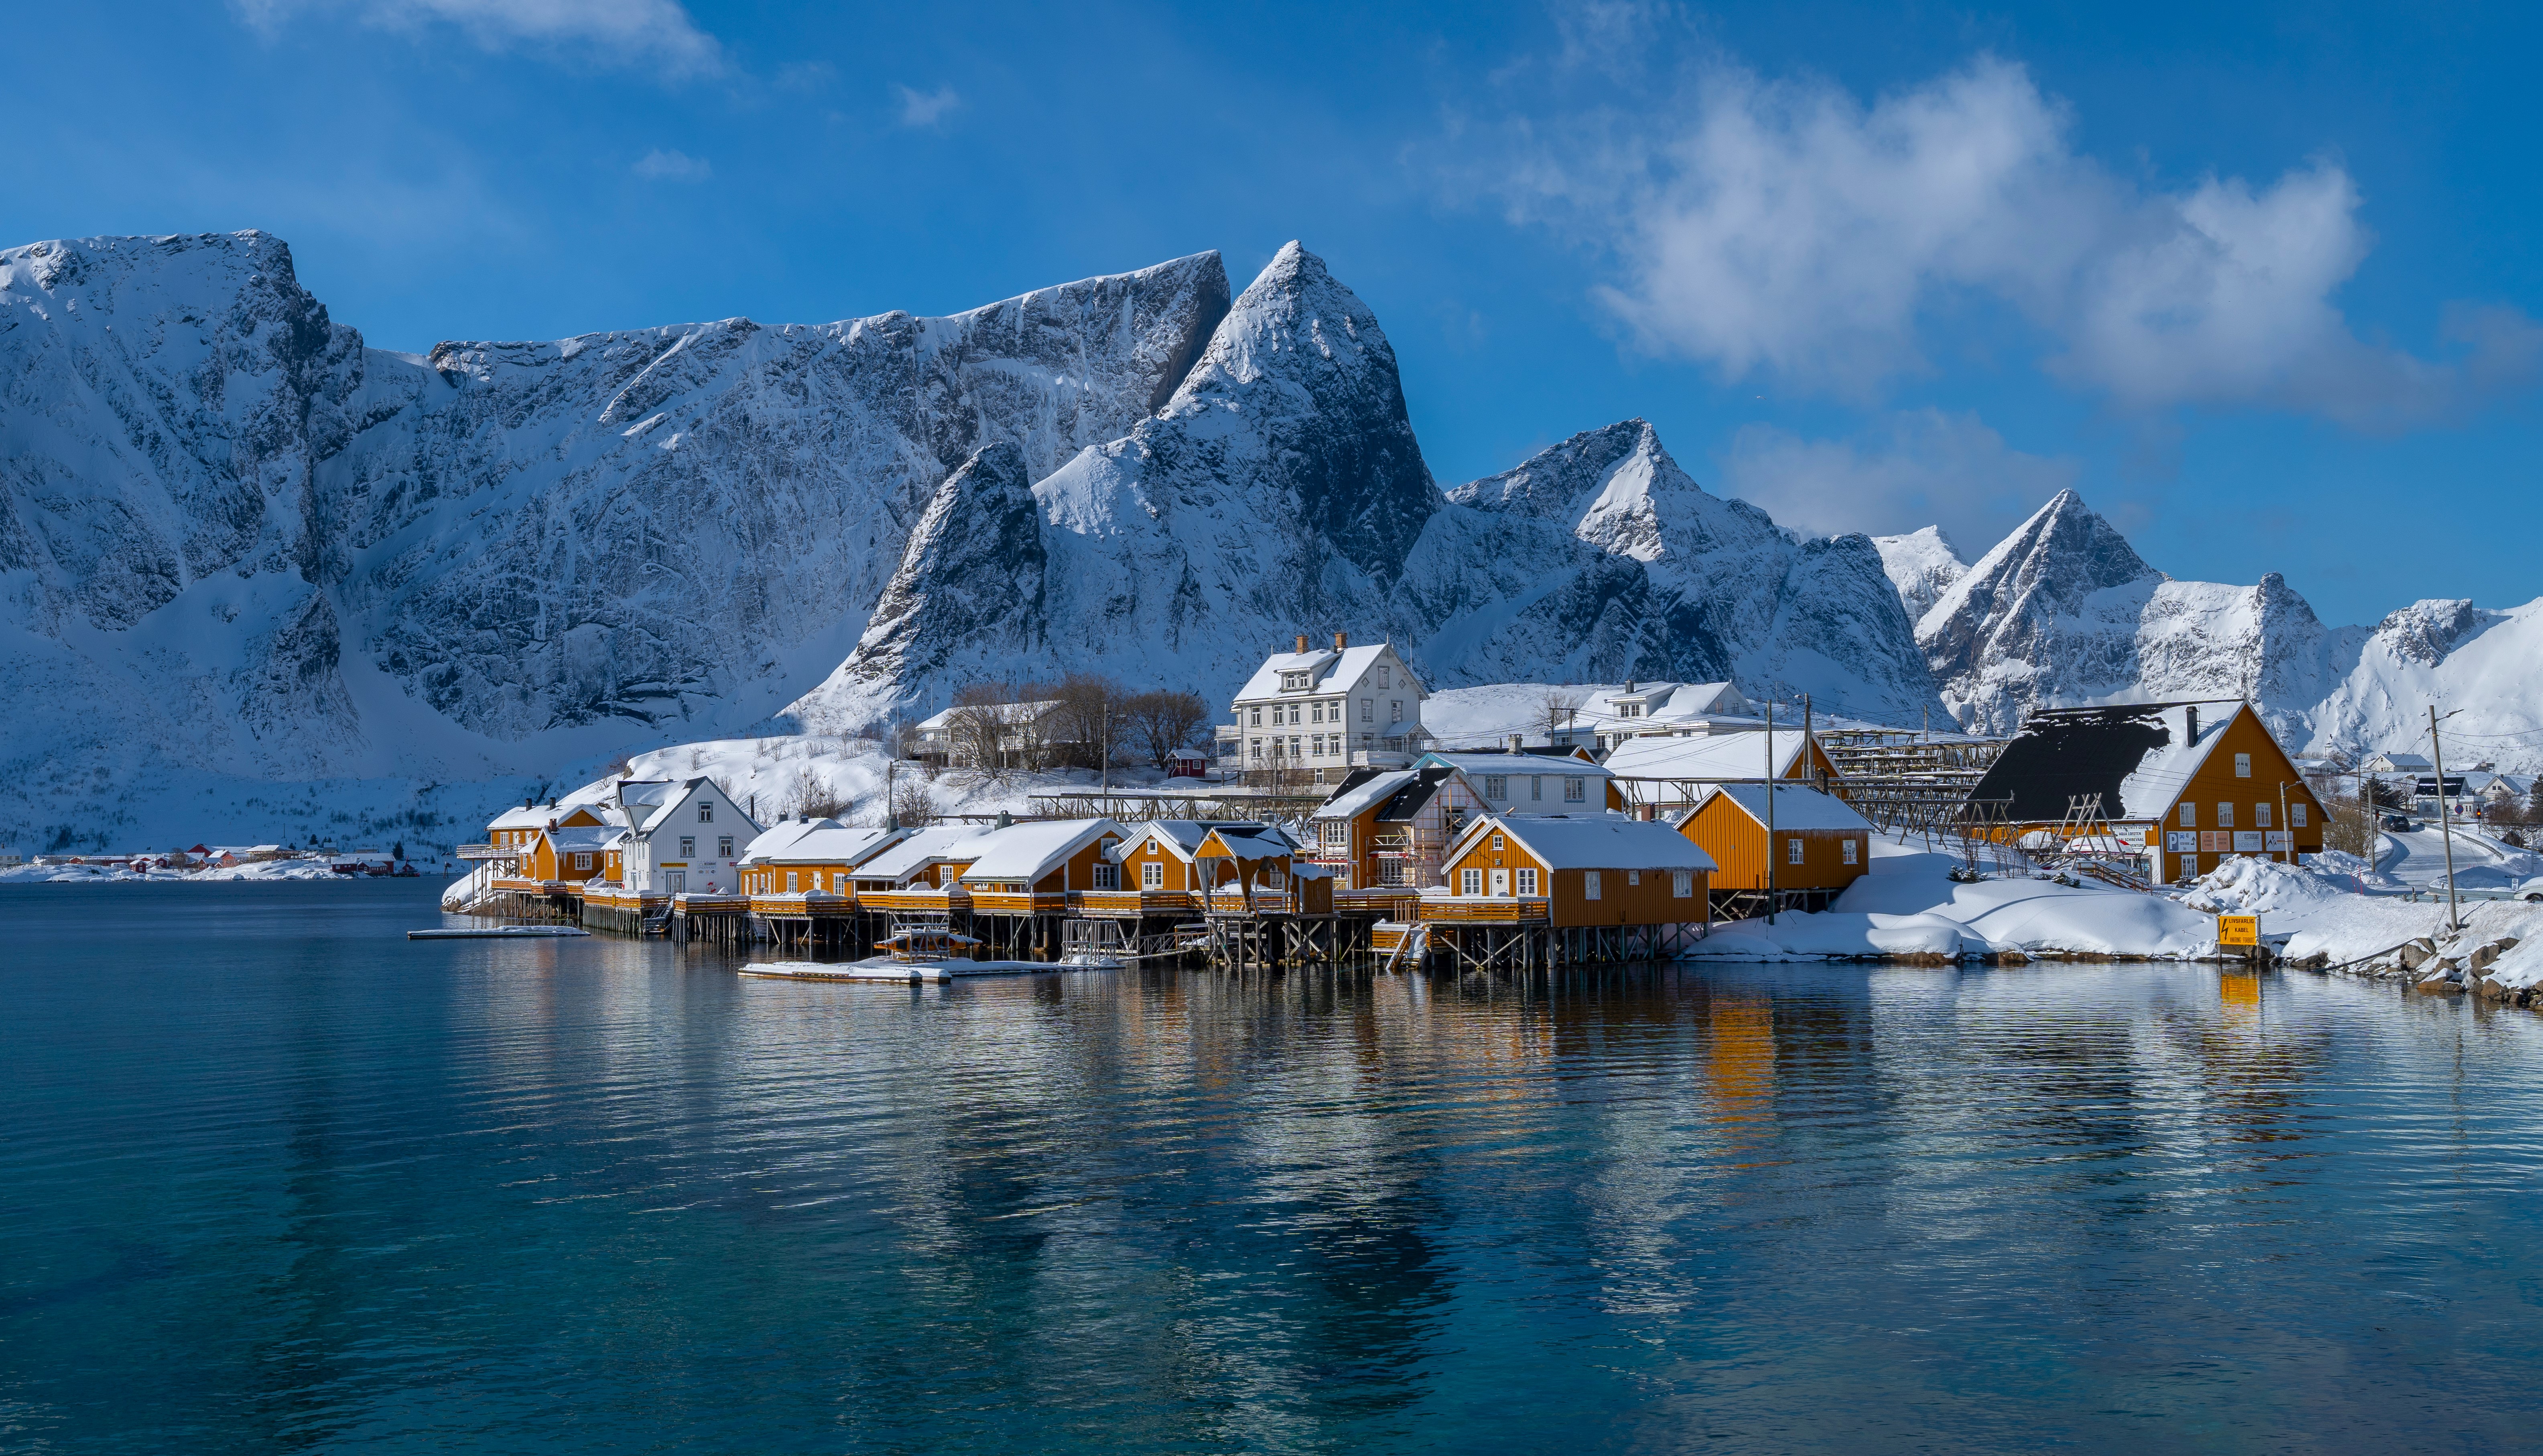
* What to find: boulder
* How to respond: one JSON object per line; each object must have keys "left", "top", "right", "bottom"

{"left": 2469, "top": 937, "right": 2520, "bottom": 972}
{"left": 2397, "top": 939, "right": 2441, "bottom": 971}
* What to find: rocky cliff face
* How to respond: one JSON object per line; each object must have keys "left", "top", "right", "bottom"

{"left": 1410, "top": 420, "right": 1944, "bottom": 723}
{"left": 1871, "top": 527, "right": 1967, "bottom": 627}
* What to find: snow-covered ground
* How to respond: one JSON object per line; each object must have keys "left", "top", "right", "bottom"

{"left": 2372, "top": 824, "right": 2543, "bottom": 891}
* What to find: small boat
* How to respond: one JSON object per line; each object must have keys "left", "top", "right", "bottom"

{"left": 406, "top": 925, "right": 592, "bottom": 940}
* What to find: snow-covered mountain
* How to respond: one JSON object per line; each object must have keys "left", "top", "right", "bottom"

{"left": 1871, "top": 527, "right": 1966, "bottom": 625}
{"left": 1903, "top": 489, "right": 2539, "bottom": 770}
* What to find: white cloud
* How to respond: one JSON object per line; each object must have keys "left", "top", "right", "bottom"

{"left": 632, "top": 148, "right": 711, "bottom": 182}
{"left": 234, "top": 0, "right": 724, "bottom": 79}
{"left": 1721, "top": 409, "right": 2076, "bottom": 548}
{"left": 894, "top": 83, "right": 962, "bottom": 129}
{"left": 1482, "top": 50, "right": 2539, "bottom": 425}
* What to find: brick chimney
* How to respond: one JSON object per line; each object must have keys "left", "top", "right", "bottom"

{"left": 1294, "top": 634, "right": 1308, "bottom": 654}
{"left": 1333, "top": 631, "right": 1348, "bottom": 650}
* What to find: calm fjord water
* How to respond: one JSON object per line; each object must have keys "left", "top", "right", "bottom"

{"left": 6, "top": 880, "right": 2543, "bottom": 1453}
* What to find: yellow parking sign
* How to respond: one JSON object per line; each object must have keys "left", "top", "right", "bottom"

{"left": 2217, "top": 915, "right": 2260, "bottom": 948}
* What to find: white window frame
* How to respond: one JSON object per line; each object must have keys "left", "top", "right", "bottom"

{"left": 1485, "top": 776, "right": 1507, "bottom": 799}
{"left": 1584, "top": 870, "right": 1602, "bottom": 901}
{"left": 2255, "top": 803, "right": 2272, "bottom": 828}
{"left": 1787, "top": 837, "right": 1805, "bottom": 865}
{"left": 1672, "top": 869, "right": 1693, "bottom": 898}
{"left": 1091, "top": 864, "right": 1120, "bottom": 890}
{"left": 1626, "top": 870, "right": 1639, "bottom": 885}
{"left": 700, "top": 803, "right": 713, "bottom": 822}
{"left": 2235, "top": 753, "right": 2252, "bottom": 778}
{"left": 1842, "top": 838, "right": 1859, "bottom": 865}
{"left": 2291, "top": 803, "right": 2309, "bottom": 828}
{"left": 1142, "top": 861, "right": 1164, "bottom": 890}
{"left": 680, "top": 836, "right": 696, "bottom": 857}
{"left": 574, "top": 852, "right": 592, "bottom": 870}
{"left": 2180, "top": 803, "right": 2196, "bottom": 827}
{"left": 2217, "top": 803, "right": 2234, "bottom": 827}
{"left": 1461, "top": 868, "right": 1483, "bottom": 896}
{"left": 1564, "top": 777, "right": 1584, "bottom": 803}
{"left": 1516, "top": 867, "right": 1538, "bottom": 896}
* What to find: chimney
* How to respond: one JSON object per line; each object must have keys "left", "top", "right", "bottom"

{"left": 1507, "top": 733, "right": 1524, "bottom": 753}
{"left": 1623, "top": 680, "right": 1636, "bottom": 695}
{"left": 1295, "top": 634, "right": 1309, "bottom": 654}
{"left": 2185, "top": 705, "right": 2200, "bottom": 745}
{"left": 1635, "top": 803, "right": 1655, "bottom": 822}
{"left": 1333, "top": 630, "right": 1348, "bottom": 651}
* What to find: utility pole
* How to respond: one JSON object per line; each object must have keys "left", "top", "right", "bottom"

{"left": 2277, "top": 782, "right": 2293, "bottom": 866}
{"left": 1765, "top": 700, "right": 1778, "bottom": 925}
{"left": 2429, "top": 705, "right": 2462, "bottom": 934}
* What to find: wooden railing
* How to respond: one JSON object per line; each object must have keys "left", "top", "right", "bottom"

{"left": 858, "top": 889, "right": 963, "bottom": 914}
{"left": 968, "top": 890, "right": 1071, "bottom": 916}
{"left": 1075, "top": 890, "right": 1201, "bottom": 916}
{"left": 1417, "top": 897, "right": 1551, "bottom": 923}
{"left": 745, "top": 891, "right": 855, "bottom": 915}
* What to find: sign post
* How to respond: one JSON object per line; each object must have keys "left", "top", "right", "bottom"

{"left": 2217, "top": 914, "right": 2261, "bottom": 969}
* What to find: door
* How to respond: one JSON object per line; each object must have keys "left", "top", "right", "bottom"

{"left": 1489, "top": 868, "right": 1510, "bottom": 897}
{"left": 668, "top": 871, "right": 686, "bottom": 894}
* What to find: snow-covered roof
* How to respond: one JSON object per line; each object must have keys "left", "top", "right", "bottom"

{"left": 546, "top": 825, "right": 625, "bottom": 853}
{"left": 1601, "top": 731, "right": 1813, "bottom": 784}
{"left": 2366, "top": 751, "right": 2434, "bottom": 771}
{"left": 1420, "top": 750, "right": 1606, "bottom": 778}
{"left": 1314, "top": 769, "right": 1419, "bottom": 821}
{"left": 1460, "top": 814, "right": 1718, "bottom": 872}
{"left": 2111, "top": 702, "right": 2252, "bottom": 820}
{"left": 1198, "top": 825, "right": 1294, "bottom": 861}
{"left": 1232, "top": 643, "right": 1413, "bottom": 702}
{"left": 1119, "top": 820, "right": 1281, "bottom": 861}
{"left": 739, "top": 820, "right": 904, "bottom": 867}
{"left": 957, "top": 818, "right": 1128, "bottom": 884}
{"left": 913, "top": 699, "right": 1060, "bottom": 732}
{"left": 1694, "top": 784, "right": 1874, "bottom": 832}
{"left": 854, "top": 825, "right": 993, "bottom": 882}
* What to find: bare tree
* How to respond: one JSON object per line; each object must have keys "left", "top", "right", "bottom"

{"left": 1126, "top": 689, "right": 1212, "bottom": 769}
{"left": 1540, "top": 686, "right": 1591, "bottom": 743}
{"left": 784, "top": 765, "right": 852, "bottom": 820}
{"left": 890, "top": 779, "right": 939, "bottom": 828}
{"left": 945, "top": 681, "right": 1017, "bottom": 779}
{"left": 1048, "top": 673, "right": 1127, "bottom": 770}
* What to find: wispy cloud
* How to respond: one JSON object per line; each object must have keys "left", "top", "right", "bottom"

{"left": 1721, "top": 409, "right": 2076, "bottom": 550}
{"left": 894, "top": 83, "right": 962, "bottom": 129}
{"left": 632, "top": 148, "right": 711, "bottom": 182}
{"left": 1464, "top": 36, "right": 2541, "bottom": 427}
{"left": 233, "top": 0, "right": 724, "bottom": 80}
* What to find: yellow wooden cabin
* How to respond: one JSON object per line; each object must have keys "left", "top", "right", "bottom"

{"left": 1194, "top": 824, "right": 1328, "bottom": 914}
{"left": 737, "top": 820, "right": 908, "bottom": 908}
{"left": 850, "top": 824, "right": 994, "bottom": 914}
{"left": 1674, "top": 784, "right": 1873, "bottom": 914}
{"left": 1424, "top": 813, "right": 1714, "bottom": 928}
{"left": 1965, "top": 700, "right": 2327, "bottom": 883}
{"left": 1085, "top": 821, "right": 1230, "bottom": 916}
{"left": 956, "top": 818, "right": 1130, "bottom": 916}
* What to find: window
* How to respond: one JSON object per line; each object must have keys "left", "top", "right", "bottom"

{"left": 1361, "top": 699, "right": 1372, "bottom": 722}
{"left": 2235, "top": 753, "right": 2252, "bottom": 778}
{"left": 2255, "top": 804, "right": 2272, "bottom": 828}
{"left": 575, "top": 852, "right": 592, "bottom": 870}
{"left": 1564, "top": 777, "right": 1585, "bottom": 803}
{"left": 718, "top": 836, "right": 733, "bottom": 858}
{"left": 1672, "top": 869, "right": 1694, "bottom": 898}
{"left": 1584, "top": 870, "right": 1603, "bottom": 900}
{"left": 1250, "top": 706, "right": 1262, "bottom": 727}
{"left": 2179, "top": 804, "right": 2196, "bottom": 827}
{"left": 1310, "top": 703, "right": 1323, "bottom": 723}
{"left": 1391, "top": 700, "right": 1403, "bottom": 722}
{"left": 2216, "top": 803, "right": 2234, "bottom": 827}
{"left": 1517, "top": 868, "right": 1538, "bottom": 895}
{"left": 1462, "top": 868, "right": 1483, "bottom": 896}
{"left": 1377, "top": 665, "right": 1391, "bottom": 689}
{"left": 1287, "top": 704, "right": 1301, "bottom": 725}
{"left": 1092, "top": 864, "right": 1119, "bottom": 890}
{"left": 1626, "top": 870, "right": 1640, "bottom": 885}
{"left": 2292, "top": 803, "right": 2309, "bottom": 828}
{"left": 699, "top": 803, "right": 713, "bottom": 822}
{"left": 1249, "top": 738, "right": 1262, "bottom": 758}
{"left": 680, "top": 836, "right": 696, "bottom": 857}
{"left": 1842, "top": 839, "right": 1859, "bottom": 865}
{"left": 1788, "top": 838, "right": 1804, "bottom": 864}
{"left": 1288, "top": 736, "right": 1301, "bottom": 758}
{"left": 1531, "top": 776, "right": 1542, "bottom": 801}
{"left": 1485, "top": 776, "right": 1508, "bottom": 799}
{"left": 1142, "top": 861, "right": 1164, "bottom": 890}
{"left": 1491, "top": 833, "right": 1505, "bottom": 851}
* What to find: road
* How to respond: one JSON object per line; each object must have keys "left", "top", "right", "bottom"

{"left": 2374, "top": 824, "right": 2543, "bottom": 891}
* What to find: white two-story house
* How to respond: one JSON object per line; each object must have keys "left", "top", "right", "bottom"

{"left": 1221, "top": 633, "right": 1431, "bottom": 784}
{"left": 611, "top": 776, "right": 762, "bottom": 897}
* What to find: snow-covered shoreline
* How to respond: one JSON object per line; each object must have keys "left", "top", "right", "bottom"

{"left": 0, "top": 861, "right": 401, "bottom": 885}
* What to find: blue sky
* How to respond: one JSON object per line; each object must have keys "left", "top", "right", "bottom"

{"left": 4, "top": 0, "right": 2535, "bottom": 627}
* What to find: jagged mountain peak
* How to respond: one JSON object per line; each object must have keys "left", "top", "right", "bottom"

{"left": 1871, "top": 526, "right": 1968, "bottom": 625}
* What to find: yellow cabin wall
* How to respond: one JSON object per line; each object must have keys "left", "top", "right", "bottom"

{"left": 1438, "top": 831, "right": 1708, "bottom": 927}
{"left": 1676, "top": 798, "right": 1868, "bottom": 892}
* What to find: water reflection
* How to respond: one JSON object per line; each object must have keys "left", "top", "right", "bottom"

{"left": 10, "top": 883, "right": 2543, "bottom": 1452}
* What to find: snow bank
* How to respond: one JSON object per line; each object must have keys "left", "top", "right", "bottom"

{"left": 1686, "top": 845, "right": 2217, "bottom": 961}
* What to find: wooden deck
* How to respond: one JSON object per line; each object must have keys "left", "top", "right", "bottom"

{"left": 745, "top": 892, "right": 855, "bottom": 917}
{"left": 857, "top": 889, "right": 965, "bottom": 914}
{"left": 967, "top": 890, "right": 1071, "bottom": 916}
{"left": 1073, "top": 889, "right": 1201, "bottom": 917}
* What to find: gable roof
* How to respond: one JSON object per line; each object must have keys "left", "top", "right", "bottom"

{"left": 739, "top": 820, "right": 906, "bottom": 867}
{"left": 545, "top": 824, "right": 626, "bottom": 854}
{"left": 1967, "top": 700, "right": 2257, "bottom": 822}
{"left": 1196, "top": 825, "right": 1295, "bottom": 861}
{"left": 853, "top": 825, "right": 993, "bottom": 882}
{"left": 1692, "top": 784, "right": 1874, "bottom": 832}
{"left": 1314, "top": 768, "right": 1418, "bottom": 821}
{"left": 957, "top": 818, "right": 1129, "bottom": 884}
{"left": 1120, "top": 820, "right": 1268, "bottom": 861}
{"left": 1233, "top": 643, "right": 1416, "bottom": 701}
{"left": 1456, "top": 813, "right": 1718, "bottom": 872}
{"left": 1600, "top": 731, "right": 1818, "bottom": 784}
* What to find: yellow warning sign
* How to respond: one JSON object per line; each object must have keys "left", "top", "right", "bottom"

{"left": 2217, "top": 914, "right": 2260, "bottom": 947}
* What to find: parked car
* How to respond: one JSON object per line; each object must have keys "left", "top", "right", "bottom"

{"left": 2381, "top": 815, "right": 2416, "bottom": 832}
{"left": 2520, "top": 877, "right": 2543, "bottom": 904}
